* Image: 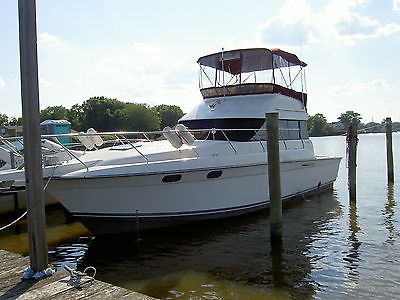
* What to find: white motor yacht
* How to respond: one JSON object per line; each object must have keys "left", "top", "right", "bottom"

{"left": 0, "top": 48, "right": 341, "bottom": 235}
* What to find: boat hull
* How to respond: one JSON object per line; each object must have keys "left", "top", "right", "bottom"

{"left": 48, "top": 157, "right": 341, "bottom": 235}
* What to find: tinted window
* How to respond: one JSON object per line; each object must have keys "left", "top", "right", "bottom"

{"left": 207, "top": 170, "right": 223, "bottom": 179}
{"left": 300, "top": 121, "right": 309, "bottom": 139}
{"left": 288, "top": 120, "right": 300, "bottom": 139}
{"left": 162, "top": 174, "right": 182, "bottom": 183}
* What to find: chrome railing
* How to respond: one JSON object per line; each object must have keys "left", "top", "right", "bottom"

{"left": 0, "top": 127, "right": 305, "bottom": 172}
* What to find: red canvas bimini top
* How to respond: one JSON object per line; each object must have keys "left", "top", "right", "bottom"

{"left": 197, "top": 48, "right": 306, "bottom": 75}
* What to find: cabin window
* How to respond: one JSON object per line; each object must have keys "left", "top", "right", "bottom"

{"left": 279, "top": 120, "right": 303, "bottom": 140}
{"left": 300, "top": 121, "right": 309, "bottom": 139}
{"left": 279, "top": 120, "right": 290, "bottom": 140}
{"left": 288, "top": 120, "right": 300, "bottom": 139}
{"left": 162, "top": 174, "right": 182, "bottom": 183}
{"left": 207, "top": 170, "right": 223, "bottom": 179}
{"left": 180, "top": 118, "right": 308, "bottom": 142}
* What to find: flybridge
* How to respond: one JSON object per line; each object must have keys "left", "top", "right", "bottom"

{"left": 197, "top": 48, "right": 308, "bottom": 106}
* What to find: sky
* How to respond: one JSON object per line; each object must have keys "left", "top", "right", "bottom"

{"left": 0, "top": 0, "right": 399, "bottom": 123}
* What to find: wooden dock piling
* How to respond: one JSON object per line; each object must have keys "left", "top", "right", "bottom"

{"left": 385, "top": 117, "right": 394, "bottom": 183}
{"left": 266, "top": 113, "right": 282, "bottom": 244}
{"left": 347, "top": 120, "right": 358, "bottom": 203}
{"left": 18, "top": 0, "right": 48, "bottom": 272}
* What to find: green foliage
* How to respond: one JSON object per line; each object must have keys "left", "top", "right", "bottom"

{"left": 0, "top": 114, "right": 9, "bottom": 126}
{"left": 9, "top": 117, "right": 22, "bottom": 126}
{"left": 120, "top": 103, "right": 160, "bottom": 131}
{"left": 153, "top": 104, "right": 184, "bottom": 129}
{"left": 67, "top": 104, "right": 84, "bottom": 131}
{"left": 40, "top": 105, "right": 69, "bottom": 122}
{"left": 80, "top": 97, "right": 126, "bottom": 131}
{"left": 307, "top": 113, "right": 333, "bottom": 136}
{"left": 70, "top": 97, "right": 160, "bottom": 131}
{"left": 338, "top": 111, "right": 362, "bottom": 129}
{"left": 360, "top": 122, "right": 383, "bottom": 133}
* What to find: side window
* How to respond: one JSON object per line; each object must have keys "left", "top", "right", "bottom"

{"left": 279, "top": 120, "right": 289, "bottom": 140}
{"left": 288, "top": 120, "right": 300, "bottom": 139}
{"left": 300, "top": 121, "right": 309, "bottom": 139}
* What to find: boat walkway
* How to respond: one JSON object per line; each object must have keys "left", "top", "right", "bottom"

{"left": 0, "top": 249, "right": 156, "bottom": 299}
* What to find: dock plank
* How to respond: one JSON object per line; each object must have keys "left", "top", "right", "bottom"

{"left": 0, "top": 249, "right": 156, "bottom": 299}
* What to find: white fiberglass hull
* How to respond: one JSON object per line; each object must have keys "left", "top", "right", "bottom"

{"left": 47, "top": 156, "right": 341, "bottom": 235}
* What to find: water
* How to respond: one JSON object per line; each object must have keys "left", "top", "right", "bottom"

{"left": 1, "top": 133, "right": 400, "bottom": 299}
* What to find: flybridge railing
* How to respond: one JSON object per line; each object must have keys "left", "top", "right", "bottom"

{"left": 0, "top": 127, "right": 304, "bottom": 171}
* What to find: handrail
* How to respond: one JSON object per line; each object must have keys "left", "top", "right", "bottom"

{"left": 116, "top": 134, "right": 149, "bottom": 164}
{"left": 0, "top": 127, "right": 306, "bottom": 170}
{"left": 220, "top": 130, "right": 237, "bottom": 154}
{"left": 50, "top": 138, "right": 89, "bottom": 172}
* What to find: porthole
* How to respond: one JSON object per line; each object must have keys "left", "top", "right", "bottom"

{"left": 162, "top": 174, "right": 182, "bottom": 183}
{"left": 207, "top": 170, "right": 222, "bottom": 179}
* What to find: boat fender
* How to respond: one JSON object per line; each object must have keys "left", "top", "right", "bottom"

{"left": 78, "top": 132, "right": 95, "bottom": 150}
{"left": 175, "top": 124, "right": 195, "bottom": 146}
{"left": 87, "top": 128, "right": 104, "bottom": 147}
{"left": 163, "top": 126, "right": 183, "bottom": 149}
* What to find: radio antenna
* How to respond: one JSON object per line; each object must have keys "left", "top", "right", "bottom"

{"left": 221, "top": 47, "right": 226, "bottom": 97}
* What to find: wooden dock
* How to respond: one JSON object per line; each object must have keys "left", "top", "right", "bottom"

{"left": 0, "top": 250, "right": 156, "bottom": 299}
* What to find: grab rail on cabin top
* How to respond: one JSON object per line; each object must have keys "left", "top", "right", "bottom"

{"left": 0, "top": 127, "right": 304, "bottom": 172}
{"left": 49, "top": 137, "right": 90, "bottom": 172}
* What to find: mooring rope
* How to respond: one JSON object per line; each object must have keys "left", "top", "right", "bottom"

{"left": 64, "top": 265, "right": 97, "bottom": 285}
{"left": 0, "top": 165, "right": 58, "bottom": 232}
{"left": 0, "top": 210, "right": 28, "bottom": 231}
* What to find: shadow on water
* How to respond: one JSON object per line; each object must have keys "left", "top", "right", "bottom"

{"left": 75, "top": 192, "right": 340, "bottom": 299}
{"left": 0, "top": 204, "right": 89, "bottom": 255}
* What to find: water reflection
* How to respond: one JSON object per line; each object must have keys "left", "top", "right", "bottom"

{"left": 344, "top": 202, "right": 361, "bottom": 282}
{"left": 75, "top": 193, "right": 340, "bottom": 299}
{"left": 382, "top": 183, "right": 398, "bottom": 245}
{"left": 0, "top": 205, "right": 89, "bottom": 255}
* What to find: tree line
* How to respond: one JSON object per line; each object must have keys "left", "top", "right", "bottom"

{"left": 0, "top": 96, "right": 184, "bottom": 132}
{"left": 307, "top": 110, "right": 400, "bottom": 136}
{"left": 1, "top": 99, "right": 398, "bottom": 136}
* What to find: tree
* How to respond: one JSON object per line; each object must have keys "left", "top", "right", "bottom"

{"left": 0, "top": 114, "right": 9, "bottom": 126}
{"left": 307, "top": 113, "right": 332, "bottom": 136}
{"left": 78, "top": 97, "right": 161, "bottom": 132}
{"left": 67, "top": 104, "right": 84, "bottom": 131}
{"left": 153, "top": 104, "right": 184, "bottom": 129}
{"left": 80, "top": 96, "right": 126, "bottom": 131}
{"left": 9, "top": 117, "right": 22, "bottom": 126}
{"left": 40, "top": 105, "right": 69, "bottom": 122}
{"left": 338, "top": 111, "right": 362, "bottom": 129}
{"left": 120, "top": 103, "right": 160, "bottom": 131}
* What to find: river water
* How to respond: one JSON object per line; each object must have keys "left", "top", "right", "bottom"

{"left": 1, "top": 133, "right": 399, "bottom": 299}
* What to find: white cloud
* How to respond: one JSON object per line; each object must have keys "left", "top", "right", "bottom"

{"left": 327, "top": 79, "right": 388, "bottom": 94}
{"left": 336, "top": 13, "right": 379, "bottom": 37}
{"left": 38, "top": 32, "right": 63, "bottom": 48}
{"left": 258, "top": 18, "right": 319, "bottom": 48}
{"left": 0, "top": 77, "right": 5, "bottom": 87}
{"left": 394, "top": 0, "right": 400, "bottom": 12}
{"left": 335, "top": 13, "right": 400, "bottom": 44}
{"left": 62, "top": 43, "right": 200, "bottom": 112}
{"left": 309, "top": 79, "right": 396, "bottom": 122}
{"left": 257, "top": 0, "right": 400, "bottom": 48}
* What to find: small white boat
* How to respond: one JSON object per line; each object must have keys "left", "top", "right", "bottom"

{"left": 0, "top": 48, "right": 341, "bottom": 234}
